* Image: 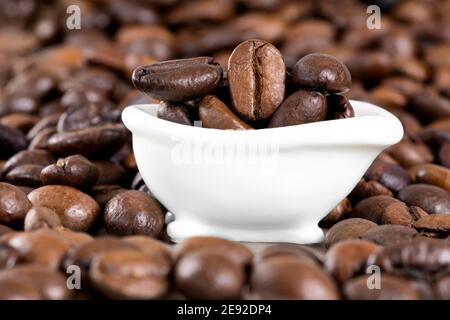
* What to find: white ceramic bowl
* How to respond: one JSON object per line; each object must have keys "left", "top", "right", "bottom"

{"left": 122, "top": 100, "right": 403, "bottom": 244}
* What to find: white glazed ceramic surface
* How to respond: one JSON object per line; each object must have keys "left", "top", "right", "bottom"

{"left": 122, "top": 101, "right": 403, "bottom": 244}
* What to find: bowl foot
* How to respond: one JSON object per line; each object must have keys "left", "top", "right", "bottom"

{"left": 166, "top": 213, "right": 324, "bottom": 244}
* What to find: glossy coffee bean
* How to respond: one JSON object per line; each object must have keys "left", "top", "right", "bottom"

{"left": 325, "top": 218, "right": 378, "bottom": 247}
{"left": 228, "top": 39, "right": 285, "bottom": 122}
{"left": 361, "top": 225, "right": 419, "bottom": 246}
{"left": 413, "top": 214, "right": 450, "bottom": 237}
{"left": 326, "top": 94, "right": 355, "bottom": 120}
{"left": 90, "top": 249, "right": 171, "bottom": 299}
{"left": 268, "top": 90, "right": 327, "bottom": 128}
{"left": 123, "top": 235, "right": 171, "bottom": 263}
{"left": 57, "top": 103, "right": 118, "bottom": 132}
{"left": 175, "top": 247, "right": 245, "bottom": 299}
{"left": 104, "top": 191, "right": 164, "bottom": 237}
{"left": 90, "top": 185, "right": 127, "bottom": 209}
{"left": 93, "top": 161, "right": 127, "bottom": 186}
{"left": 132, "top": 57, "right": 222, "bottom": 102}
{"left": 0, "top": 182, "right": 32, "bottom": 225}
{"left": 386, "top": 140, "right": 433, "bottom": 168}
{"left": 24, "top": 206, "right": 63, "bottom": 231}
{"left": 398, "top": 184, "right": 450, "bottom": 214}
{"left": 157, "top": 102, "right": 194, "bottom": 126}
{"left": 199, "top": 95, "right": 252, "bottom": 130}
{"left": 318, "top": 198, "right": 352, "bottom": 229}
{"left": 292, "top": 53, "right": 352, "bottom": 94}
{"left": 258, "top": 244, "right": 321, "bottom": 266}
{"left": 28, "top": 185, "right": 100, "bottom": 232}
{"left": 0, "top": 123, "right": 28, "bottom": 158}
{"left": 349, "top": 195, "right": 413, "bottom": 226}
{"left": 348, "top": 178, "right": 393, "bottom": 204}
{"left": 324, "top": 239, "right": 380, "bottom": 283}
{"left": 2, "top": 150, "right": 54, "bottom": 175}
{"left": 364, "top": 160, "right": 411, "bottom": 193}
{"left": 173, "top": 236, "right": 253, "bottom": 266}
{"left": 344, "top": 274, "right": 419, "bottom": 300}
{"left": 415, "top": 164, "right": 450, "bottom": 193}
{"left": 47, "top": 124, "right": 128, "bottom": 159}
{"left": 250, "top": 256, "right": 339, "bottom": 300}
{"left": 40, "top": 155, "right": 99, "bottom": 190}
{"left": 368, "top": 237, "right": 450, "bottom": 277}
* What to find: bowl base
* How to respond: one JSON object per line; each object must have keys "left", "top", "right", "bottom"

{"left": 166, "top": 213, "right": 325, "bottom": 244}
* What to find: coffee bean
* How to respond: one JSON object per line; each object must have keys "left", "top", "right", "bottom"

{"left": 268, "top": 90, "right": 327, "bottom": 128}
{"left": 325, "top": 218, "right": 378, "bottom": 247}
{"left": 199, "top": 95, "right": 253, "bottom": 130}
{"left": 5, "top": 164, "right": 43, "bottom": 188}
{"left": 28, "top": 185, "right": 100, "bottom": 232}
{"left": 349, "top": 195, "right": 413, "bottom": 226}
{"left": 413, "top": 214, "right": 450, "bottom": 238}
{"left": 0, "top": 113, "right": 39, "bottom": 133}
{"left": 326, "top": 94, "right": 355, "bottom": 120}
{"left": 24, "top": 206, "right": 63, "bottom": 231}
{"left": 93, "top": 161, "right": 127, "bottom": 186}
{"left": 166, "top": 0, "right": 235, "bottom": 25}
{"left": 440, "top": 143, "right": 450, "bottom": 167}
{"left": 368, "top": 237, "right": 450, "bottom": 277}
{"left": 361, "top": 225, "right": 419, "bottom": 246}
{"left": 0, "top": 265, "right": 71, "bottom": 300}
{"left": 415, "top": 164, "right": 450, "bottom": 193}
{"left": 292, "top": 53, "right": 351, "bottom": 94}
{"left": 175, "top": 247, "right": 245, "bottom": 299}
{"left": 228, "top": 39, "right": 285, "bottom": 122}
{"left": 364, "top": 160, "right": 411, "bottom": 193}
{"left": 29, "top": 127, "right": 56, "bottom": 150}
{"left": 123, "top": 235, "right": 171, "bottom": 263}
{"left": 173, "top": 236, "right": 253, "bottom": 266}
{"left": 132, "top": 57, "right": 222, "bottom": 102}
{"left": 157, "top": 101, "right": 194, "bottom": 126}
{"left": 348, "top": 178, "right": 393, "bottom": 204}
{"left": 411, "top": 89, "right": 450, "bottom": 121}
{"left": 104, "top": 190, "right": 164, "bottom": 237}
{"left": 57, "top": 103, "right": 118, "bottom": 132}
{"left": 386, "top": 140, "right": 433, "bottom": 168}
{"left": 90, "top": 249, "right": 170, "bottom": 299}
{"left": 0, "top": 123, "right": 28, "bottom": 159}
{"left": 40, "top": 155, "right": 99, "bottom": 190}
{"left": 250, "top": 255, "right": 339, "bottom": 299}
{"left": 3, "top": 230, "right": 67, "bottom": 270}
{"left": 47, "top": 124, "right": 128, "bottom": 159}
{"left": 258, "top": 244, "right": 322, "bottom": 266}
{"left": 319, "top": 198, "right": 352, "bottom": 229}
{"left": 2, "top": 150, "right": 54, "bottom": 175}
{"left": 324, "top": 239, "right": 380, "bottom": 283}
{"left": 344, "top": 274, "right": 419, "bottom": 300}
{"left": 398, "top": 184, "right": 450, "bottom": 214}
{"left": 0, "top": 182, "right": 32, "bottom": 225}
{"left": 90, "top": 185, "right": 127, "bottom": 209}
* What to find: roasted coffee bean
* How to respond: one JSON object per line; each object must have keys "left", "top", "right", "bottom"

{"left": 2, "top": 150, "right": 54, "bottom": 175}
{"left": 344, "top": 274, "right": 419, "bottom": 300}
{"left": 93, "top": 161, "right": 127, "bottom": 186}
{"left": 386, "top": 140, "right": 433, "bottom": 168}
{"left": 326, "top": 95, "right": 354, "bottom": 120}
{"left": 199, "top": 95, "right": 252, "bottom": 130}
{"left": 319, "top": 198, "right": 352, "bottom": 229}
{"left": 349, "top": 195, "right": 413, "bottom": 226}
{"left": 0, "top": 279, "right": 41, "bottom": 300}
{"left": 368, "top": 237, "right": 450, "bottom": 277}
{"left": 47, "top": 124, "right": 128, "bottom": 159}
{"left": 250, "top": 255, "right": 339, "bottom": 300}
{"left": 90, "top": 185, "right": 127, "bottom": 209}
{"left": 0, "top": 265, "right": 71, "bottom": 300}
{"left": 292, "top": 53, "right": 351, "bottom": 94}
{"left": 324, "top": 240, "right": 380, "bottom": 284}
{"left": 0, "top": 113, "right": 39, "bottom": 133}
{"left": 258, "top": 244, "right": 322, "bottom": 266}
{"left": 40, "top": 155, "right": 99, "bottom": 190}
{"left": 123, "top": 235, "right": 171, "bottom": 263}
{"left": 361, "top": 225, "right": 419, "bottom": 246}
{"left": 157, "top": 101, "right": 194, "bottom": 126}
{"left": 0, "top": 123, "right": 28, "bottom": 159}
{"left": 166, "top": 0, "right": 235, "bottom": 25}
{"left": 398, "top": 184, "right": 450, "bottom": 214}
{"left": 173, "top": 236, "right": 253, "bottom": 266}
{"left": 3, "top": 230, "right": 67, "bottom": 270}
{"left": 268, "top": 90, "right": 327, "bottom": 128}
{"left": 228, "top": 39, "right": 285, "bottom": 122}
{"left": 57, "top": 103, "right": 118, "bottom": 132}
{"left": 416, "top": 128, "right": 450, "bottom": 151}
{"left": 28, "top": 127, "right": 56, "bottom": 150}
{"left": 24, "top": 206, "right": 63, "bottom": 231}
{"left": 325, "top": 218, "right": 378, "bottom": 247}
{"left": 415, "top": 164, "right": 450, "bottom": 193}
{"left": 0, "top": 182, "right": 32, "bottom": 225}
{"left": 28, "top": 185, "right": 100, "bottom": 232}
{"left": 369, "top": 85, "right": 407, "bottom": 109}
{"left": 413, "top": 214, "right": 450, "bottom": 237}
{"left": 175, "top": 247, "right": 245, "bottom": 299}
{"left": 90, "top": 249, "right": 170, "bottom": 299}
{"left": 411, "top": 89, "right": 450, "bottom": 121}
{"left": 348, "top": 178, "right": 393, "bottom": 204}
{"left": 388, "top": 109, "right": 422, "bottom": 137}
{"left": 5, "top": 164, "right": 43, "bottom": 188}
{"left": 132, "top": 57, "right": 222, "bottom": 102}
{"left": 104, "top": 191, "right": 164, "bottom": 237}
{"left": 364, "top": 160, "right": 411, "bottom": 193}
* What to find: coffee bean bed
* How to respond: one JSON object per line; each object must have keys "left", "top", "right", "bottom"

{"left": 0, "top": 0, "right": 449, "bottom": 300}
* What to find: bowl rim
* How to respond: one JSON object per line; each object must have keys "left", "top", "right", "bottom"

{"left": 122, "top": 100, "right": 404, "bottom": 147}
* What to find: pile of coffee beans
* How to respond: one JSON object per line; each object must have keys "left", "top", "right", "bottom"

{"left": 0, "top": 0, "right": 449, "bottom": 300}
{"left": 133, "top": 43, "right": 354, "bottom": 129}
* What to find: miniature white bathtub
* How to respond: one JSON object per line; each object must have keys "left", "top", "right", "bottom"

{"left": 122, "top": 100, "right": 403, "bottom": 244}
